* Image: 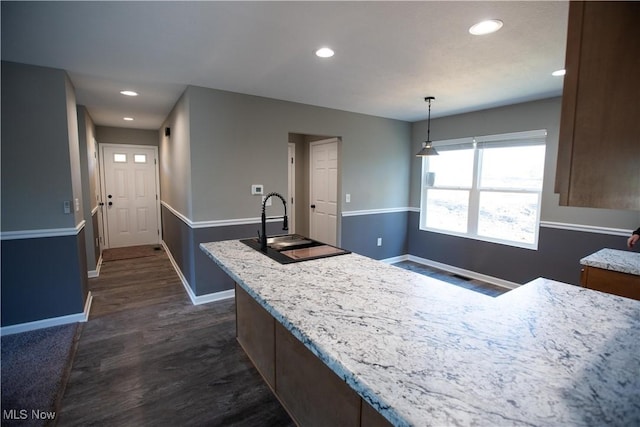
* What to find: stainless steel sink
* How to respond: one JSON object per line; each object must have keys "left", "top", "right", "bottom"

{"left": 240, "top": 234, "right": 350, "bottom": 264}
{"left": 265, "top": 234, "right": 313, "bottom": 250}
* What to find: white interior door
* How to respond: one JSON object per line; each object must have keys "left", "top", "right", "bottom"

{"left": 101, "top": 144, "right": 160, "bottom": 248}
{"left": 309, "top": 139, "right": 338, "bottom": 246}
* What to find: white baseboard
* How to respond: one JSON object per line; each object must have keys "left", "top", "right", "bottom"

{"left": 382, "top": 254, "right": 519, "bottom": 290}
{"left": 88, "top": 254, "right": 103, "bottom": 278}
{"left": 161, "top": 241, "right": 235, "bottom": 305}
{"left": 1, "top": 291, "right": 93, "bottom": 336}
{"left": 406, "top": 255, "right": 520, "bottom": 290}
{"left": 380, "top": 255, "right": 410, "bottom": 264}
{"left": 191, "top": 289, "right": 235, "bottom": 305}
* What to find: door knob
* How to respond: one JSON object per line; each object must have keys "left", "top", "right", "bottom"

{"left": 108, "top": 202, "right": 113, "bottom": 206}
{"left": 108, "top": 194, "right": 113, "bottom": 199}
{"left": 99, "top": 202, "right": 105, "bottom": 206}
{"left": 310, "top": 204, "right": 316, "bottom": 208}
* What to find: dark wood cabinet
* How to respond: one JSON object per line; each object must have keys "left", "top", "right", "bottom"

{"left": 581, "top": 266, "right": 640, "bottom": 301}
{"left": 555, "top": 1, "right": 640, "bottom": 209}
{"left": 235, "top": 284, "right": 276, "bottom": 387}
{"left": 275, "top": 322, "right": 362, "bottom": 427}
{"left": 235, "top": 284, "right": 394, "bottom": 427}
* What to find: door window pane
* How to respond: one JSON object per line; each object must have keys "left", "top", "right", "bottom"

{"left": 424, "top": 189, "right": 469, "bottom": 233}
{"left": 113, "top": 153, "right": 127, "bottom": 163}
{"left": 134, "top": 154, "right": 147, "bottom": 163}
{"left": 478, "top": 191, "right": 539, "bottom": 244}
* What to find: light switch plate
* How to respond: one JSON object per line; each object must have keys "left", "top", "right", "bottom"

{"left": 346, "top": 194, "right": 351, "bottom": 203}
{"left": 63, "top": 201, "right": 71, "bottom": 214}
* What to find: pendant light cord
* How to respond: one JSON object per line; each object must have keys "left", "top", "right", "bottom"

{"left": 426, "top": 98, "right": 432, "bottom": 143}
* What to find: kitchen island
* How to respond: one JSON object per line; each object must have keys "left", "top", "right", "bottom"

{"left": 201, "top": 240, "right": 640, "bottom": 426}
{"left": 580, "top": 248, "right": 640, "bottom": 300}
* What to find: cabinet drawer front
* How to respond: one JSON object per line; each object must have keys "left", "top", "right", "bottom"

{"left": 583, "top": 267, "right": 640, "bottom": 301}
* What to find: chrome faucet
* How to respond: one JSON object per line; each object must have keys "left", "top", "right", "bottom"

{"left": 260, "top": 192, "right": 288, "bottom": 251}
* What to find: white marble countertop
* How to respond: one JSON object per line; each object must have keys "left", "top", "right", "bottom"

{"left": 580, "top": 248, "right": 640, "bottom": 276}
{"left": 201, "top": 240, "right": 640, "bottom": 427}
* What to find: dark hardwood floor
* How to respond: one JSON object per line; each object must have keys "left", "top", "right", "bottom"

{"left": 57, "top": 248, "right": 507, "bottom": 426}
{"left": 57, "top": 248, "right": 294, "bottom": 427}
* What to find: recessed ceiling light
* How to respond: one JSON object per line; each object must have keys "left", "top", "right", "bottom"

{"left": 469, "top": 19, "right": 503, "bottom": 35}
{"left": 315, "top": 47, "right": 335, "bottom": 58}
{"left": 552, "top": 69, "right": 566, "bottom": 77}
{"left": 120, "top": 90, "right": 138, "bottom": 96}
{"left": 123, "top": 117, "right": 134, "bottom": 121}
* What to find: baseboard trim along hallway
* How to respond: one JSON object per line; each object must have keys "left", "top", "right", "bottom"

{"left": 1, "top": 292, "right": 93, "bottom": 336}
{"left": 161, "top": 240, "right": 236, "bottom": 305}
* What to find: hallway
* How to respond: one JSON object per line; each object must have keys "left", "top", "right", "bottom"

{"left": 57, "top": 247, "right": 293, "bottom": 426}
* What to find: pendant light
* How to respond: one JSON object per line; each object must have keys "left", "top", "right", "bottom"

{"left": 416, "top": 96, "right": 439, "bottom": 156}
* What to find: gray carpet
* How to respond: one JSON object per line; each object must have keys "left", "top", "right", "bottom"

{"left": 1, "top": 323, "right": 79, "bottom": 426}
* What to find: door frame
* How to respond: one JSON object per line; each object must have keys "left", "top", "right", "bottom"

{"left": 93, "top": 137, "right": 106, "bottom": 253}
{"left": 287, "top": 143, "right": 296, "bottom": 234}
{"left": 309, "top": 137, "right": 341, "bottom": 246}
{"left": 99, "top": 143, "right": 162, "bottom": 249}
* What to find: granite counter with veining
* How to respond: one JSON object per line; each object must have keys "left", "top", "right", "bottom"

{"left": 580, "top": 248, "right": 640, "bottom": 276}
{"left": 201, "top": 240, "right": 640, "bottom": 427}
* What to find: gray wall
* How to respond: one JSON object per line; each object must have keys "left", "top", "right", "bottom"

{"left": 1, "top": 232, "right": 88, "bottom": 325}
{"left": 96, "top": 126, "right": 159, "bottom": 147}
{"left": 408, "top": 212, "right": 632, "bottom": 286}
{"left": 1, "top": 61, "right": 89, "bottom": 326}
{"left": 160, "top": 90, "right": 192, "bottom": 219}
{"left": 65, "top": 73, "right": 84, "bottom": 226}
{"left": 1, "top": 61, "right": 78, "bottom": 231}
{"left": 78, "top": 106, "right": 100, "bottom": 269}
{"left": 342, "top": 211, "right": 408, "bottom": 259}
{"left": 186, "top": 85, "right": 410, "bottom": 222}
{"left": 160, "top": 85, "right": 411, "bottom": 295}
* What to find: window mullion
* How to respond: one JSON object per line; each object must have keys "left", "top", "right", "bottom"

{"left": 467, "top": 145, "right": 481, "bottom": 235}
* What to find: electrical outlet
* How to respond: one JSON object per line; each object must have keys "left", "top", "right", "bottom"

{"left": 377, "top": 237, "right": 382, "bottom": 246}
{"left": 346, "top": 193, "right": 351, "bottom": 203}
{"left": 262, "top": 196, "right": 272, "bottom": 206}
{"left": 75, "top": 198, "right": 80, "bottom": 212}
{"left": 63, "top": 201, "right": 71, "bottom": 214}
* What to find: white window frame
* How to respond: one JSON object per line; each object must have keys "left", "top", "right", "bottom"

{"left": 419, "top": 129, "right": 547, "bottom": 250}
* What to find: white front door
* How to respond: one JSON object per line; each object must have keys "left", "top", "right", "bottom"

{"left": 101, "top": 144, "right": 160, "bottom": 248}
{"left": 309, "top": 139, "right": 338, "bottom": 246}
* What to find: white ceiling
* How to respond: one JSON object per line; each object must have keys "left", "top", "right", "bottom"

{"left": 1, "top": 1, "right": 569, "bottom": 130}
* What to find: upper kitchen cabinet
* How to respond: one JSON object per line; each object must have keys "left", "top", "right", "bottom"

{"left": 555, "top": 1, "right": 640, "bottom": 210}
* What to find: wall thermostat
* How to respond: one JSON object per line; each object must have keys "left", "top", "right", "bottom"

{"left": 251, "top": 185, "right": 264, "bottom": 195}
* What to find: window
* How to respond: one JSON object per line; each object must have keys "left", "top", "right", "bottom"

{"left": 134, "top": 154, "right": 147, "bottom": 163}
{"left": 420, "top": 130, "right": 546, "bottom": 249}
{"left": 113, "top": 153, "right": 127, "bottom": 163}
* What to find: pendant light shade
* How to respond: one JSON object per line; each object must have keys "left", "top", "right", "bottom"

{"left": 416, "top": 96, "right": 439, "bottom": 156}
